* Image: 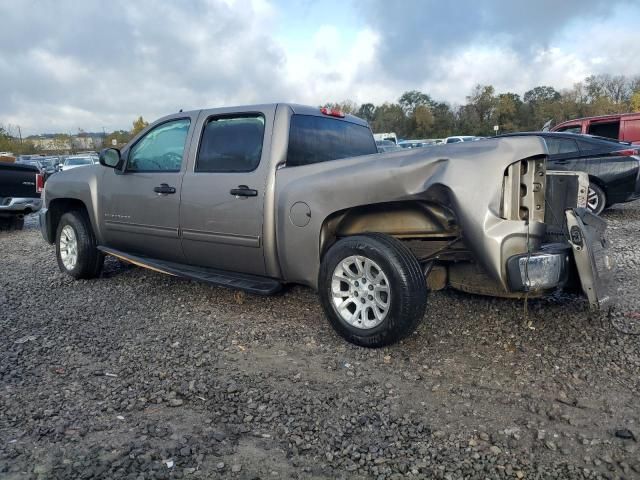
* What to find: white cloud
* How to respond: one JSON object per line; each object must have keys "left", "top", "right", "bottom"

{"left": 0, "top": 0, "right": 638, "bottom": 134}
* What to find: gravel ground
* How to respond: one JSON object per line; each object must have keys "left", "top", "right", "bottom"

{"left": 1, "top": 203, "right": 640, "bottom": 480}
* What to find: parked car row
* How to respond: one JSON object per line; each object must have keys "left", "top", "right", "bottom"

{"left": 378, "top": 136, "right": 483, "bottom": 151}
{"left": 14, "top": 153, "right": 99, "bottom": 176}
{"left": 500, "top": 132, "right": 640, "bottom": 215}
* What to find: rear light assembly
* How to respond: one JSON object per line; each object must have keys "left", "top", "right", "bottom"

{"left": 611, "top": 148, "right": 640, "bottom": 157}
{"left": 36, "top": 173, "right": 44, "bottom": 193}
{"left": 320, "top": 107, "right": 345, "bottom": 118}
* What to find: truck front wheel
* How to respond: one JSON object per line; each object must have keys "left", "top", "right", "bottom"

{"left": 55, "top": 211, "right": 104, "bottom": 279}
{"left": 319, "top": 233, "right": 427, "bottom": 347}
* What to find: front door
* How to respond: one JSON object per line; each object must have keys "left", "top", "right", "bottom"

{"left": 180, "top": 108, "right": 274, "bottom": 275}
{"left": 100, "top": 116, "right": 194, "bottom": 262}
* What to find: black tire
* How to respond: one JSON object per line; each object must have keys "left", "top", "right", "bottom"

{"left": 318, "top": 233, "right": 427, "bottom": 348}
{"left": 55, "top": 210, "right": 104, "bottom": 279}
{"left": 587, "top": 183, "right": 606, "bottom": 215}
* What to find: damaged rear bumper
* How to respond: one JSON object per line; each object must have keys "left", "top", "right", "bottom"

{"left": 506, "top": 208, "right": 614, "bottom": 307}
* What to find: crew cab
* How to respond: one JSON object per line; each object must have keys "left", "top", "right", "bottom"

{"left": 40, "top": 104, "right": 613, "bottom": 347}
{"left": 0, "top": 161, "right": 44, "bottom": 230}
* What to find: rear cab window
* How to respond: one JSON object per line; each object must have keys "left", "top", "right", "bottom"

{"left": 286, "top": 115, "right": 377, "bottom": 167}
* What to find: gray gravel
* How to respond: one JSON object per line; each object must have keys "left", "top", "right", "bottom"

{"left": 1, "top": 203, "right": 640, "bottom": 479}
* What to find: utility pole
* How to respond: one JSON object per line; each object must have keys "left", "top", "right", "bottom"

{"left": 17, "top": 125, "right": 23, "bottom": 145}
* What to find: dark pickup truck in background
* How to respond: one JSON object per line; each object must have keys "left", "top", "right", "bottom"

{"left": 0, "top": 162, "right": 44, "bottom": 230}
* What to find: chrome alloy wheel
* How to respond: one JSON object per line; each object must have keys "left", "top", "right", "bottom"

{"left": 330, "top": 255, "right": 390, "bottom": 329}
{"left": 587, "top": 186, "right": 600, "bottom": 213}
{"left": 59, "top": 225, "right": 78, "bottom": 270}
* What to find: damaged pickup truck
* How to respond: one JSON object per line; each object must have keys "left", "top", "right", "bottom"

{"left": 39, "top": 104, "right": 613, "bottom": 347}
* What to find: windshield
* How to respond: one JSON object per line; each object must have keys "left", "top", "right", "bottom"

{"left": 66, "top": 157, "right": 93, "bottom": 166}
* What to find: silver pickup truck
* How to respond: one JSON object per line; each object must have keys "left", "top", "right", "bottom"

{"left": 40, "top": 104, "right": 613, "bottom": 347}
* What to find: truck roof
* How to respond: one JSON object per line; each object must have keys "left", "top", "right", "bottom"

{"left": 175, "top": 103, "right": 370, "bottom": 128}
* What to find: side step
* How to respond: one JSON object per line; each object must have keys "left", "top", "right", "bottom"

{"left": 98, "top": 246, "right": 282, "bottom": 295}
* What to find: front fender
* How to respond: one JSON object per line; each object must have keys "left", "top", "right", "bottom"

{"left": 44, "top": 166, "right": 104, "bottom": 243}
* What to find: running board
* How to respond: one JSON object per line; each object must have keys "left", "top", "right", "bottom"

{"left": 98, "top": 246, "right": 282, "bottom": 295}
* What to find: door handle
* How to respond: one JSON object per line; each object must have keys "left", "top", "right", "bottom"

{"left": 154, "top": 183, "right": 176, "bottom": 195}
{"left": 230, "top": 185, "right": 258, "bottom": 197}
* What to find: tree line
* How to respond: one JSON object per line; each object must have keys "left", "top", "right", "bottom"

{"left": 323, "top": 74, "right": 640, "bottom": 139}
{"left": 3, "top": 74, "right": 640, "bottom": 154}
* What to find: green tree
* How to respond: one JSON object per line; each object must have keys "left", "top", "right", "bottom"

{"left": 132, "top": 116, "right": 149, "bottom": 136}
{"left": 631, "top": 91, "right": 640, "bottom": 112}
{"left": 356, "top": 103, "right": 376, "bottom": 123}
{"left": 105, "top": 130, "right": 133, "bottom": 148}
{"left": 495, "top": 93, "right": 522, "bottom": 132}
{"left": 371, "top": 103, "right": 408, "bottom": 136}
{"left": 465, "top": 85, "right": 497, "bottom": 135}
{"left": 398, "top": 90, "right": 434, "bottom": 115}
{"left": 523, "top": 86, "right": 560, "bottom": 104}
{"left": 428, "top": 103, "right": 455, "bottom": 138}
{"left": 411, "top": 105, "right": 434, "bottom": 138}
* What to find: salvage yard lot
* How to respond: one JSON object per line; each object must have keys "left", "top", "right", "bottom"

{"left": 1, "top": 203, "right": 640, "bottom": 479}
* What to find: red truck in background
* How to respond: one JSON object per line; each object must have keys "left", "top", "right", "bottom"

{"left": 551, "top": 112, "right": 640, "bottom": 144}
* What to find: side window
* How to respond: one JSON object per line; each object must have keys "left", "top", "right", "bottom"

{"left": 556, "top": 125, "right": 582, "bottom": 134}
{"left": 545, "top": 138, "right": 579, "bottom": 155}
{"left": 128, "top": 119, "right": 191, "bottom": 172}
{"left": 286, "top": 115, "right": 378, "bottom": 167}
{"left": 195, "top": 115, "right": 265, "bottom": 172}
{"left": 577, "top": 140, "right": 601, "bottom": 152}
{"left": 587, "top": 121, "right": 620, "bottom": 140}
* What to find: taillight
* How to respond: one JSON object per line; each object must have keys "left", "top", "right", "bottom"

{"left": 611, "top": 148, "right": 640, "bottom": 157}
{"left": 320, "top": 107, "right": 345, "bottom": 118}
{"left": 36, "top": 173, "right": 44, "bottom": 193}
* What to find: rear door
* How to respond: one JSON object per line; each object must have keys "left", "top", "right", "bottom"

{"left": 100, "top": 115, "right": 195, "bottom": 262}
{"left": 179, "top": 106, "right": 276, "bottom": 275}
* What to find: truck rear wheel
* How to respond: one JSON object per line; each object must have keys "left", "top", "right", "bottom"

{"left": 319, "top": 233, "right": 427, "bottom": 347}
{"left": 55, "top": 211, "right": 104, "bottom": 279}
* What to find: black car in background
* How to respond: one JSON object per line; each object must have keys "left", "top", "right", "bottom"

{"left": 499, "top": 132, "right": 640, "bottom": 214}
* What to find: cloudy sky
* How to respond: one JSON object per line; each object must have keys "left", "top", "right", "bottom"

{"left": 1, "top": 0, "right": 639, "bottom": 135}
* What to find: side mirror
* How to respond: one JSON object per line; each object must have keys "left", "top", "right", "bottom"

{"left": 99, "top": 148, "right": 121, "bottom": 169}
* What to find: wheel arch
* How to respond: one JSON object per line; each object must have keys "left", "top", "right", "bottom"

{"left": 319, "top": 199, "right": 460, "bottom": 260}
{"left": 587, "top": 175, "right": 607, "bottom": 191}
{"left": 47, "top": 198, "right": 92, "bottom": 244}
